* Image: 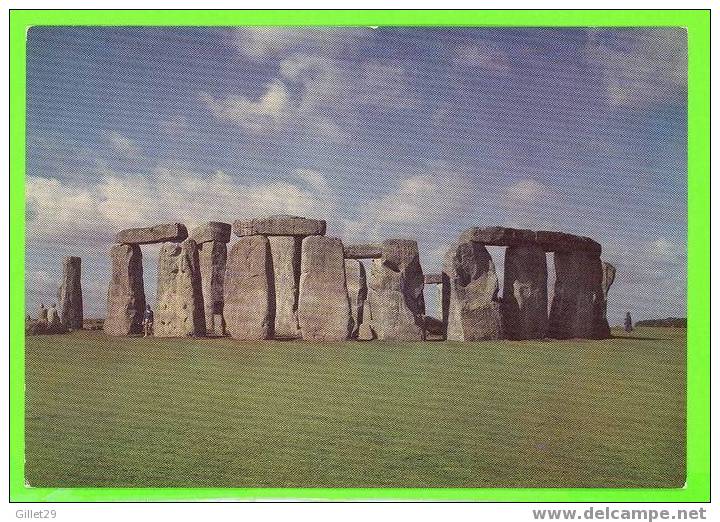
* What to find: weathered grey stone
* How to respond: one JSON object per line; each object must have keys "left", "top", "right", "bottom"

{"left": 424, "top": 273, "right": 442, "bottom": 284}
{"left": 367, "top": 239, "right": 425, "bottom": 341}
{"left": 344, "top": 243, "right": 383, "bottom": 259}
{"left": 233, "top": 215, "right": 326, "bottom": 237}
{"left": 459, "top": 226, "right": 601, "bottom": 256}
{"left": 298, "top": 236, "right": 352, "bottom": 341}
{"left": 345, "top": 259, "right": 367, "bottom": 338}
{"left": 357, "top": 323, "right": 376, "bottom": 341}
{"left": 460, "top": 226, "right": 536, "bottom": 247}
{"left": 198, "top": 241, "right": 227, "bottom": 336}
{"left": 58, "top": 256, "right": 83, "bottom": 330}
{"left": 593, "top": 261, "right": 616, "bottom": 339}
{"left": 269, "top": 236, "right": 302, "bottom": 339}
{"left": 105, "top": 244, "right": 146, "bottom": 336}
{"left": 224, "top": 235, "right": 275, "bottom": 340}
{"left": 535, "top": 231, "right": 601, "bottom": 256}
{"left": 502, "top": 245, "right": 548, "bottom": 339}
{"left": 443, "top": 241, "right": 503, "bottom": 341}
{"left": 190, "top": 222, "right": 232, "bottom": 244}
{"left": 155, "top": 239, "right": 206, "bottom": 338}
{"left": 548, "top": 250, "right": 604, "bottom": 339}
{"left": 115, "top": 223, "right": 188, "bottom": 245}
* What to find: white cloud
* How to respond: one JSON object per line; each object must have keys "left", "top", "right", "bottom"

{"left": 106, "top": 131, "right": 143, "bottom": 159}
{"left": 200, "top": 81, "right": 292, "bottom": 134}
{"left": 454, "top": 43, "right": 510, "bottom": 72}
{"left": 586, "top": 28, "right": 687, "bottom": 108}
{"left": 504, "top": 179, "right": 552, "bottom": 204}
{"left": 159, "top": 115, "right": 189, "bottom": 136}
{"left": 230, "top": 27, "right": 367, "bottom": 60}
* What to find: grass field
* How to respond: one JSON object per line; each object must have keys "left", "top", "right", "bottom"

{"left": 25, "top": 327, "right": 686, "bottom": 488}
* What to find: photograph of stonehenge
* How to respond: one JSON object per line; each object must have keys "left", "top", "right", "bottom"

{"left": 96, "top": 217, "right": 616, "bottom": 343}
{"left": 22, "top": 25, "right": 688, "bottom": 489}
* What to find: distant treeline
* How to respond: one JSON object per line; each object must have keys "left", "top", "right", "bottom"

{"left": 634, "top": 317, "right": 687, "bottom": 328}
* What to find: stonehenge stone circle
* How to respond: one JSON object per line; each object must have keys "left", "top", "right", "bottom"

{"left": 105, "top": 244, "right": 146, "bottom": 336}
{"left": 103, "top": 215, "right": 615, "bottom": 343}
{"left": 58, "top": 256, "right": 83, "bottom": 330}
{"left": 190, "top": 221, "right": 232, "bottom": 244}
{"left": 297, "top": 236, "right": 352, "bottom": 341}
{"left": 367, "top": 239, "right": 426, "bottom": 341}
{"left": 548, "top": 250, "right": 605, "bottom": 339}
{"left": 344, "top": 244, "right": 383, "bottom": 259}
{"left": 115, "top": 223, "right": 188, "bottom": 245}
{"left": 224, "top": 235, "right": 275, "bottom": 340}
{"left": 502, "top": 245, "right": 548, "bottom": 339}
{"left": 234, "top": 215, "right": 326, "bottom": 237}
{"left": 443, "top": 240, "right": 503, "bottom": 341}
{"left": 192, "top": 222, "right": 231, "bottom": 336}
{"left": 155, "top": 239, "right": 206, "bottom": 337}
{"left": 269, "top": 236, "right": 302, "bottom": 339}
{"left": 345, "top": 259, "right": 368, "bottom": 338}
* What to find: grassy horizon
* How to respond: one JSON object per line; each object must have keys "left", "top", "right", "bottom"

{"left": 25, "top": 327, "right": 685, "bottom": 488}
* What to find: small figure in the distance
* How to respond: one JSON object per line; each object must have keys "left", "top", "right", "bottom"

{"left": 38, "top": 302, "right": 48, "bottom": 323}
{"left": 143, "top": 305, "right": 154, "bottom": 337}
{"left": 624, "top": 312, "right": 633, "bottom": 333}
{"left": 49, "top": 303, "right": 61, "bottom": 327}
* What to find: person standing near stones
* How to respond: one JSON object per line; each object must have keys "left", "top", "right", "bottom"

{"left": 625, "top": 312, "right": 633, "bottom": 332}
{"left": 38, "top": 303, "right": 48, "bottom": 323}
{"left": 143, "top": 305, "right": 154, "bottom": 337}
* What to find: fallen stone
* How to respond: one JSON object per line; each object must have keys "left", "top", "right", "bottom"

{"left": 367, "top": 239, "right": 426, "bottom": 341}
{"left": 548, "top": 250, "right": 605, "bottom": 339}
{"left": 345, "top": 259, "right": 368, "bottom": 338}
{"left": 298, "top": 236, "right": 352, "bottom": 341}
{"left": 443, "top": 240, "right": 503, "bottom": 341}
{"left": 190, "top": 222, "right": 232, "bottom": 244}
{"left": 344, "top": 243, "right": 383, "bottom": 259}
{"left": 224, "top": 235, "right": 275, "bottom": 340}
{"left": 155, "top": 239, "right": 206, "bottom": 338}
{"left": 269, "top": 236, "right": 302, "bottom": 339}
{"left": 105, "top": 244, "right": 146, "bottom": 335}
{"left": 198, "top": 240, "right": 227, "bottom": 336}
{"left": 424, "top": 273, "right": 442, "bottom": 284}
{"left": 58, "top": 256, "right": 83, "bottom": 330}
{"left": 502, "top": 245, "right": 548, "bottom": 339}
{"left": 233, "top": 215, "right": 326, "bottom": 237}
{"left": 115, "top": 223, "right": 188, "bottom": 245}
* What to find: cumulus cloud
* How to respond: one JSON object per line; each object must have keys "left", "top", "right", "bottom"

{"left": 230, "top": 27, "right": 367, "bottom": 60}
{"left": 586, "top": 28, "right": 687, "bottom": 108}
{"left": 106, "top": 131, "right": 143, "bottom": 159}
{"left": 26, "top": 166, "right": 337, "bottom": 248}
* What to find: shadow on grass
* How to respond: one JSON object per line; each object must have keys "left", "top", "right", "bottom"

{"left": 610, "top": 334, "right": 667, "bottom": 341}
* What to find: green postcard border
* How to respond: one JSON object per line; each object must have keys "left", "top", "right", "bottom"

{"left": 9, "top": 9, "right": 710, "bottom": 502}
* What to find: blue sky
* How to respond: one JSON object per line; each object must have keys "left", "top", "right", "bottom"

{"left": 25, "top": 27, "right": 687, "bottom": 323}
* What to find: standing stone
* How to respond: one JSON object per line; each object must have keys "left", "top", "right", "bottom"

{"left": 269, "top": 236, "right": 302, "bottom": 339}
{"left": 593, "top": 261, "right": 616, "bottom": 339}
{"left": 345, "top": 259, "right": 367, "bottom": 338}
{"left": 58, "top": 256, "right": 83, "bottom": 330}
{"left": 155, "top": 239, "right": 206, "bottom": 338}
{"left": 197, "top": 241, "right": 227, "bottom": 336}
{"left": 502, "top": 245, "right": 548, "bottom": 339}
{"left": 105, "top": 244, "right": 146, "bottom": 336}
{"left": 367, "top": 239, "right": 425, "bottom": 341}
{"left": 224, "top": 235, "right": 275, "bottom": 340}
{"left": 298, "top": 236, "right": 352, "bottom": 341}
{"left": 548, "top": 250, "right": 604, "bottom": 339}
{"left": 443, "top": 241, "right": 503, "bottom": 341}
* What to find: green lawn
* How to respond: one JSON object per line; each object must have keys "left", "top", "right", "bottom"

{"left": 25, "top": 327, "right": 686, "bottom": 488}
